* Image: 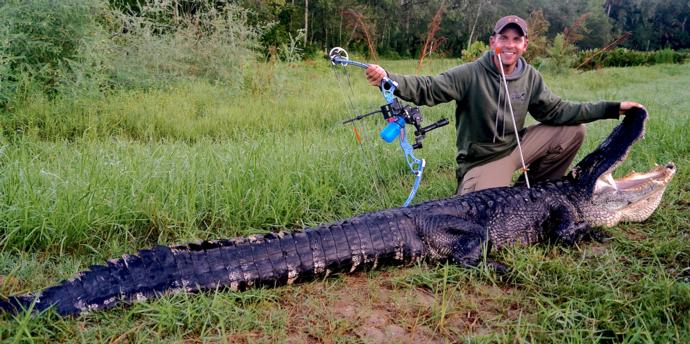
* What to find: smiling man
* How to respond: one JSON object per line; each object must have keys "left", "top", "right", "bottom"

{"left": 365, "top": 15, "right": 643, "bottom": 195}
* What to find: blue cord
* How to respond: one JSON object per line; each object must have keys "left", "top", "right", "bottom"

{"left": 399, "top": 129, "right": 425, "bottom": 207}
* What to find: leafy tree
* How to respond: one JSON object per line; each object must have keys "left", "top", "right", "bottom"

{"left": 606, "top": 0, "right": 690, "bottom": 50}
{"left": 523, "top": 9, "right": 550, "bottom": 62}
{"left": 230, "top": 0, "right": 690, "bottom": 58}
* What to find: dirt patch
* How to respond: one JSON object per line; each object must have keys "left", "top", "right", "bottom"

{"left": 257, "top": 269, "right": 531, "bottom": 343}
{"left": 582, "top": 242, "right": 609, "bottom": 259}
{"left": 216, "top": 332, "right": 263, "bottom": 344}
{"left": 441, "top": 284, "right": 527, "bottom": 338}
{"left": 271, "top": 272, "right": 439, "bottom": 343}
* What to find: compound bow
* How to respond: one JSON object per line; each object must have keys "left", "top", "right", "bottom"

{"left": 328, "top": 47, "right": 449, "bottom": 207}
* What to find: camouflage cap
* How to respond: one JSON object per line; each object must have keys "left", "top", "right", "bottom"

{"left": 493, "top": 15, "right": 528, "bottom": 36}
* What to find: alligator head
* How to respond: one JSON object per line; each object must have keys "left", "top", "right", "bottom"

{"left": 584, "top": 162, "right": 676, "bottom": 227}
{"left": 570, "top": 107, "right": 676, "bottom": 227}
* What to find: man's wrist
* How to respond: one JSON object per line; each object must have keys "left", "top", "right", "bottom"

{"left": 605, "top": 102, "right": 622, "bottom": 119}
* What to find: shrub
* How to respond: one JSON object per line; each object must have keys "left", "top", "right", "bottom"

{"left": 605, "top": 48, "right": 648, "bottom": 67}
{"left": 537, "top": 34, "right": 576, "bottom": 74}
{"left": 574, "top": 48, "right": 689, "bottom": 70}
{"left": 277, "top": 29, "right": 305, "bottom": 63}
{"left": 105, "top": 1, "right": 263, "bottom": 91}
{"left": 0, "top": 0, "right": 269, "bottom": 107}
{"left": 652, "top": 48, "right": 678, "bottom": 64}
{"left": 523, "top": 9, "right": 550, "bottom": 63}
{"left": 0, "top": 0, "right": 107, "bottom": 105}
{"left": 461, "top": 41, "right": 488, "bottom": 63}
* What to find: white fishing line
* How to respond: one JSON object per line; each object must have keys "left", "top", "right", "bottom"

{"left": 495, "top": 48, "right": 530, "bottom": 188}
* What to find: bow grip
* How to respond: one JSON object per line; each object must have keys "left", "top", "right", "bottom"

{"left": 380, "top": 77, "right": 397, "bottom": 104}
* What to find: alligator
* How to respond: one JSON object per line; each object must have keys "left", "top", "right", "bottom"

{"left": 0, "top": 108, "right": 677, "bottom": 316}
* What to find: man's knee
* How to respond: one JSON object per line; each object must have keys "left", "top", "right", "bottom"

{"left": 456, "top": 165, "right": 513, "bottom": 195}
{"left": 555, "top": 124, "right": 586, "bottom": 153}
{"left": 456, "top": 175, "right": 477, "bottom": 195}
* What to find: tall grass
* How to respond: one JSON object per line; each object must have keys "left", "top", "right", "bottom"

{"left": 0, "top": 0, "right": 107, "bottom": 103}
{"left": 0, "top": 59, "right": 461, "bottom": 254}
{"left": 0, "top": 60, "right": 688, "bottom": 342}
{"left": 0, "top": 0, "right": 266, "bottom": 109}
{"left": 0, "top": 134, "right": 415, "bottom": 253}
{"left": 104, "top": 1, "right": 263, "bottom": 90}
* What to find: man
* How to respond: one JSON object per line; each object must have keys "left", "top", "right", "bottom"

{"left": 365, "top": 15, "right": 643, "bottom": 195}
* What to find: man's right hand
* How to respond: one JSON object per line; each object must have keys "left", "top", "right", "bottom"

{"left": 619, "top": 101, "right": 645, "bottom": 115}
{"left": 365, "top": 64, "right": 387, "bottom": 86}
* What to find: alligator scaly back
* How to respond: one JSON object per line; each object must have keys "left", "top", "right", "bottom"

{"left": 571, "top": 107, "right": 647, "bottom": 193}
{"left": 0, "top": 210, "right": 425, "bottom": 316}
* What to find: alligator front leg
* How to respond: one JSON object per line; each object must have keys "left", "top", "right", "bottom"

{"left": 417, "top": 215, "right": 488, "bottom": 267}
{"left": 548, "top": 204, "right": 595, "bottom": 246}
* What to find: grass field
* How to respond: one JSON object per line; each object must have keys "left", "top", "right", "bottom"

{"left": 1, "top": 59, "right": 689, "bottom": 343}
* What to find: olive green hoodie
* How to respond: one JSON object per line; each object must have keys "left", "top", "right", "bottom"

{"left": 388, "top": 51, "right": 621, "bottom": 181}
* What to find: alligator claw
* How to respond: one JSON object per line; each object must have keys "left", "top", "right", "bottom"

{"left": 486, "top": 260, "right": 510, "bottom": 275}
{"left": 588, "top": 230, "right": 612, "bottom": 243}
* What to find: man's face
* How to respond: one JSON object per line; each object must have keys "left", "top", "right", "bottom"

{"left": 489, "top": 27, "right": 528, "bottom": 67}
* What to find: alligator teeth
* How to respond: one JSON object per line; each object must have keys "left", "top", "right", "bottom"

{"left": 606, "top": 173, "right": 618, "bottom": 191}
{"left": 350, "top": 255, "right": 361, "bottom": 273}
{"left": 287, "top": 267, "right": 298, "bottom": 285}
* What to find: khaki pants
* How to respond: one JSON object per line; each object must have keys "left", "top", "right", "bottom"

{"left": 457, "top": 124, "right": 586, "bottom": 195}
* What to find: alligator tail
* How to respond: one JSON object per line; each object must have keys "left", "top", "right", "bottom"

{"left": 571, "top": 107, "right": 647, "bottom": 193}
{"left": 1, "top": 210, "right": 424, "bottom": 316}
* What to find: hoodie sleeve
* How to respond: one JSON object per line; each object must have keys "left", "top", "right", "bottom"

{"left": 528, "top": 72, "right": 620, "bottom": 124}
{"left": 388, "top": 65, "right": 469, "bottom": 107}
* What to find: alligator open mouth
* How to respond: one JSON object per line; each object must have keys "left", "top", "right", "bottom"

{"left": 594, "top": 163, "right": 676, "bottom": 193}
{"left": 590, "top": 162, "right": 676, "bottom": 227}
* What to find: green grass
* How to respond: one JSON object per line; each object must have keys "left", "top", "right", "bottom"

{"left": 1, "top": 60, "right": 689, "bottom": 342}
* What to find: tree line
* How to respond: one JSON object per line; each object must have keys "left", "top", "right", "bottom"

{"left": 112, "top": 0, "right": 690, "bottom": 58}
{"left": 2, "top": 0, "right": 687, "bottom": 109}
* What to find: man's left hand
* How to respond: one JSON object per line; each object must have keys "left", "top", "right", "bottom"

{"left": 620, "top": 101, "right": 645, "bottom": 115}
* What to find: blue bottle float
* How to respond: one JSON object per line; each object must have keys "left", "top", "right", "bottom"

{"left": 380, "top": 117, "right": 406, "bottom": 143}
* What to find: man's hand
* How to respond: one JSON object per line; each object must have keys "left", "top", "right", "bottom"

{"left": 619, "top": 101, "right": 645, "bottom": 115}
{"left": 365, "top": 64, "right": 387, "bottom": 87}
